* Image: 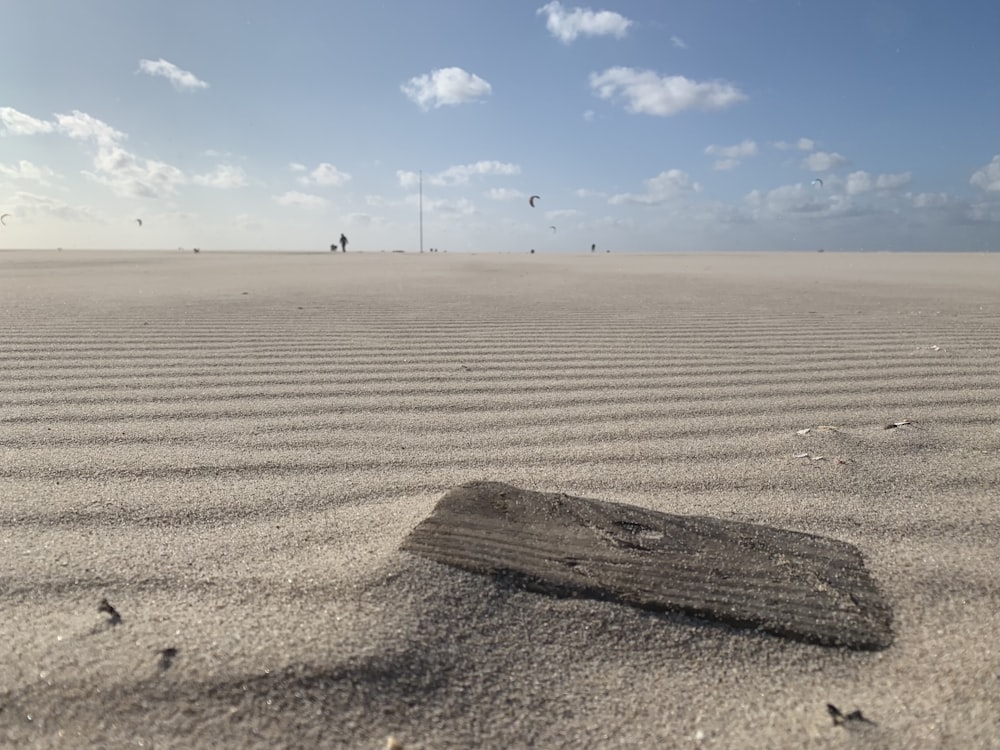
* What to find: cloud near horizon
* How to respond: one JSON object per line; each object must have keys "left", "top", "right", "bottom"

{"left": 7, "top": 190, "right": 100, "bottom": 223}
{"left": 590, "top": 68, "right": 746, "bottom": 117}
{"left": 1, "top": 107, "right": 186, "bottom": 199}
{"left": 970, "top": 155, "right": 1000, "bottom": 192}
{"left": 610, "top": 169, "right": 702, "bottom": 205}
{"left": 0, "top": 159, "right": 60, "bottom": 186}
{"left": 193, "top": 164, "right": 249, "bottom": 189}
{"left": 273, "top": 191, "right": 328, "bottom": 208}
{"left": 297, "top": 162, "right": 352, "bottom": 187}
{"left": 397, "top": 161, "right": 520, "bottom": 189}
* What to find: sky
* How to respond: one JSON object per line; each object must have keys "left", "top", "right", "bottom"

{"left": 1, "top": 0, "right": 998, "bottom": 253}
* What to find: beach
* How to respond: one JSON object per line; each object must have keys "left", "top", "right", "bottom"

{"left": 1, "top": 250, "right": 997, "bottom": 749}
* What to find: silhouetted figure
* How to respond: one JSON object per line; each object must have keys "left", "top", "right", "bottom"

{"left": 340, "top": 233, "right": 348, "bottom": 253}
{"left": 591, "top": 244, "right": 596, "bottom": 252}
{"left": 330, "top": 243, "right": 336, "bottom": 252}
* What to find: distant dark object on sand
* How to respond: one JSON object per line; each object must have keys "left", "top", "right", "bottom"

{"left": 530, "top": 249, "right": 535, "bottom": 254}
{"left": 403, "top": 482, "right": 894, "bottom": 650}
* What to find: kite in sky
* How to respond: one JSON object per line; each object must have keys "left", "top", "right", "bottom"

{"left": 811, "top": 178, "right": 823, "bottom": 188}
{"left": 136, "top": 218, "right": 143, "bottom": 226}
{"left": 0, "top": 213, "right": 9, "bottom": 226}
{"left": 529, "top": 195, "right": 540, "bottom": 207}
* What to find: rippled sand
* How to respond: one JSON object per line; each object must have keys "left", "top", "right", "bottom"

{"left": 2, "top": 250, "right": 998, "bottom": 748}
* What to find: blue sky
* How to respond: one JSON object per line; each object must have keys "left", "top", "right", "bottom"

{"left": 1, "top": 0, "right": 997, "bottom": 252}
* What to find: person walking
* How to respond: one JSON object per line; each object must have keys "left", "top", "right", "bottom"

{"left": 339, "top": 233, "right": 348, "bottom": 253}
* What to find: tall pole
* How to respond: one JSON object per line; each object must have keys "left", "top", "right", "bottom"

{"left": 418, "top": 170, "right": 424, "bottom": 253}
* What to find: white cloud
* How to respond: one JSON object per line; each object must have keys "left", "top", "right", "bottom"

{"left": 965, "top": 200, "right": 1000, "bottom": 223}
{"left": 705, "top": 139, "right": 757, "bottom": 170}
{"left": 744, "top": 184, "right": 830, "bottom": 217}
{"left": 233, "top": 212, "right": 264, "bottom": 232}
{"left": 610, "top": 169, "right": 701, "bottom": 205}
{"left": 346, "top": 212, "right": 372, "bottom": 227}
{"left": 274, "top": 191, "right": 328, "bottom": 208}
{"left": 575, "top": 188, "right": 607, "bottom": 199}
{"left": 743, "top": 181, "right": 881, "bottom": 222}
{"left": 9, "top": 190, "right": 99, "bottom": 223}
{"left": 137, "top": 58, "right": 209, "bottom": 91}
{"left": 55, "top": 110, "right": 124, "bottom": 145}
{"left": 0, "top": 107, "right": 54, "bottom": 135}
{"left": 670, "top": 35, "right": 687, "bottom": 49}
{"left": 774, "top": 138, "right": 815, "bottom": 151}
{"left": 844, "top": 170, "right": 912, "bottom": 196}
{"left": 83, "top": 145, "right": 186, "bottom": 198}
{"left": 546, "top": 208, "right": 582, "bottom": 220}
{"left": 409, "top": 195, "right": 477, "bottom": 216}
{"left": 398, "top": 163, "right": 519, "bottom": 189}
{"left": 487, "top": 187, "right": 525, "bottom": 201}
{"left": 582, "top": 109, "right": 596, "bottom": 121}
{"left": 537, "top": 1, "right": 632, "bottom": 44}
{"left": 193, "top": 164, "right": 249, "bottom": 189}
{"left": 875, "top": 172, "right": 912, "bottom": 190}
{"left": 289, "top": 162, "right": 307, "bottom": 172}
{"left": 705, "top": 140, "right": 758, "bottom": 159}
{"left": 0, "top": 159, "right": 59, "bottom": 186}
{"left": 430, "top": 160, "right": 520, "bottom": 186}
{"left": 908, "top": 191, "right": 949, "bottom": 208}
{"left": 397, "top": 170, "right": 420, "bottom": 189}
{"left": 801, "top": 151, "right": 848, "bottom": 172}
{"left": 845, "top": 171, "right": 873, "bottom": 195}
{"left": 10, "top": 109, "right": 186, "bottom": 199}
{"left": 589, "top": 67, "right": 746, "bottom": 116}
{"left": 297, "top": 162, "right": 351, "bottom": 187}
{"left": 401, "top": 67, "right": 492, "bottom": 110}
{"left": 970, "top": 155, "right": 1000, "bottom": 192}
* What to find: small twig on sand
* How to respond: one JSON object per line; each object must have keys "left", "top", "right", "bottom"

{"left": 797, "top": 426, "right": 840, "bottom": 435}
{"left": 158, "top": 647, "right": 179, "bottom": 671}
{"left": 97, "top": 598, "right": 122, "bottom": 626}
{"left": 827, "top": 703, "right": 876, "bottom": 727}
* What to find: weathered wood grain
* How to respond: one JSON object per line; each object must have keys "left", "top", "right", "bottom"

{"left": 402, "top": 482, "right": 894, "bottom": 650}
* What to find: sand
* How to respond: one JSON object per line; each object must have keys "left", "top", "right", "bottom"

{"left": 1, "top": 250, "right": 997, "bottom": 749}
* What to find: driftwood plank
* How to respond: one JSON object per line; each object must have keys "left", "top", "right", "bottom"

{"left": 402, "top": 482, "right": 893, "bottom": 650}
